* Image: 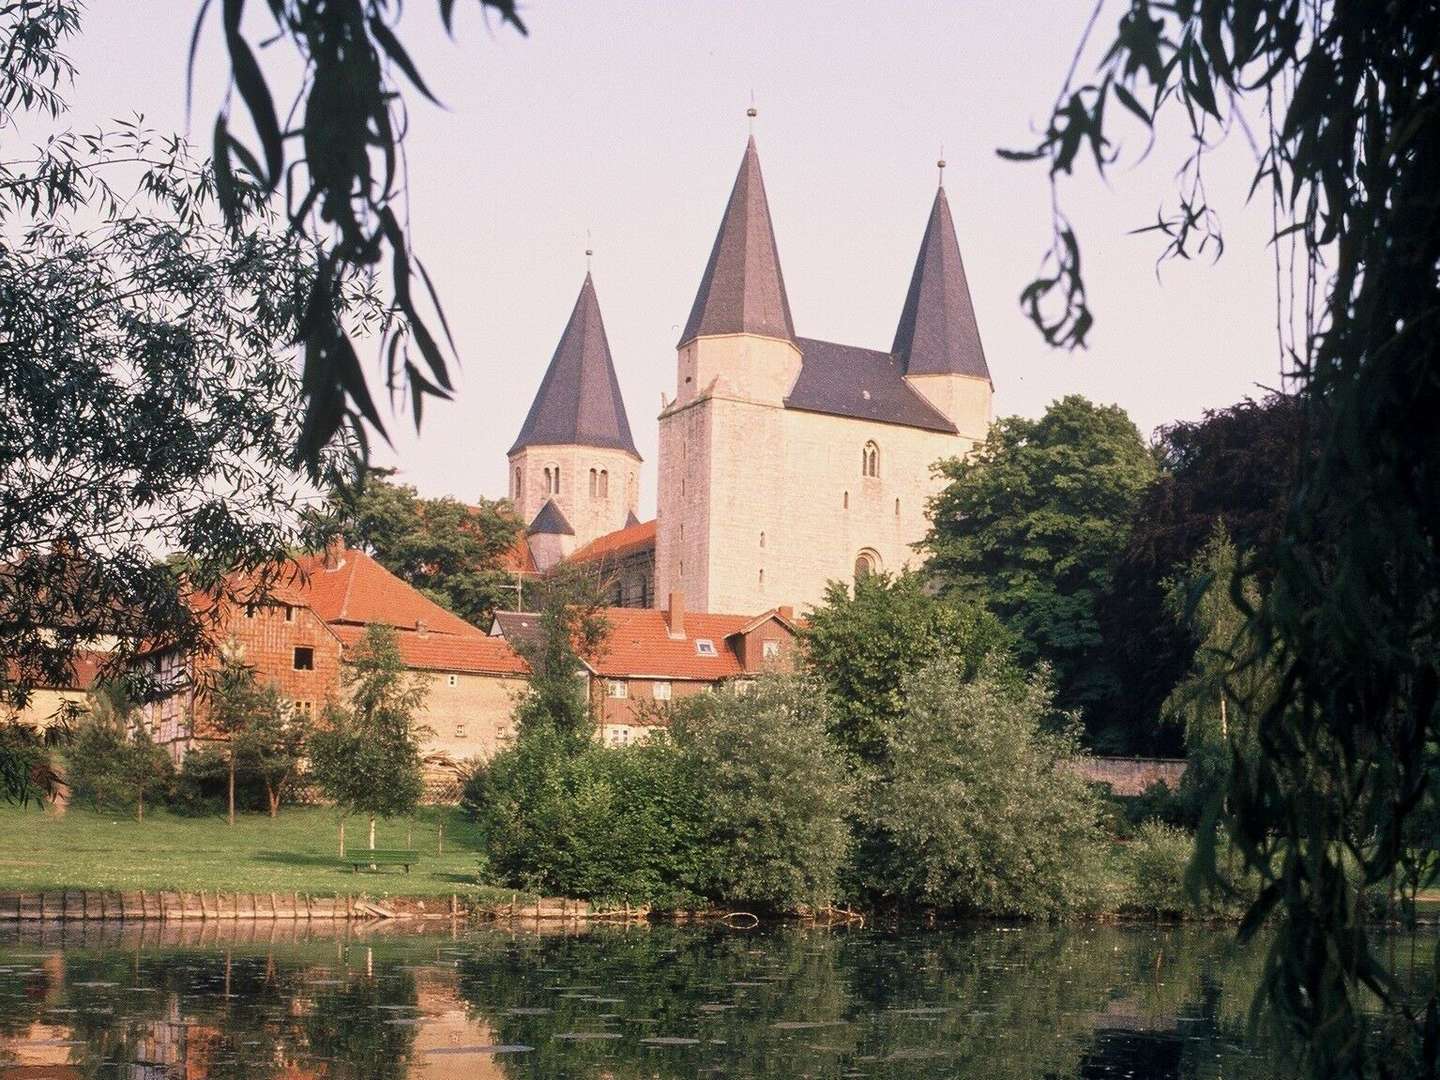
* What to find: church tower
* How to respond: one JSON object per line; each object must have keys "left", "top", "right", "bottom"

{"left": 509, "top": 272, "right": 640, "bottom": 570}
{"left": 894, "top": 171, "right": 994, "bottom": 439}
{"left": 656, "top": 135, "right": 803, "bottom": 613}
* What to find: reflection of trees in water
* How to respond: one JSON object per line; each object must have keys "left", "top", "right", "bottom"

{"left": 1, "top": 926, "right": 1428, "bottom": 1079}
{"left": 0, "top": 941, "right": 422, "bottom": 1078}
{"left": 452, "top": 926, "right": 1284, "bottom": 1080}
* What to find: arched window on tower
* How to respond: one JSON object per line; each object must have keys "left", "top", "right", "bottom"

{"left": 759, "top": 531, "right": 766, "bottom": 549}
{"left": 862, "top": 442, "right": 880, "bottom": 478}
{"left": 843, "top": 491, "right": 849, "bottom": 509}
{"left": 895, "top": 498, "right": 901, "bottom": 517}
{"left": 854, "top": 549, "right": 879, "bottom": 580}
{"left": 514, "top": 466, "right": 522, "bottom": 497}
{"left": 589, "top": 468, "right": 598, "bottom": 497}
{"left": 543, "top": 467, "right": 552, "bottom": 493}
{"left": 599, "top": 469, "right": 609, "bottom": 497}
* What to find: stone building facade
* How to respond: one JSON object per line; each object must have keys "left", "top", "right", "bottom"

{"left": 510, "top": 137, "right": 995, "bottom": 615}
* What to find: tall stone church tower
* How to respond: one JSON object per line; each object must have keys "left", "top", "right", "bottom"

{"left": 509, "top": 273, "right": 641, "bottom": 570}
{"left": 655, "top": 138, "right": 993, "bottom": 614}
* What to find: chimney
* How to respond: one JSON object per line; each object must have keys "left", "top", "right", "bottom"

{"left": 777, "top": 605, "right": 794, "bottom": 622}
{"left": 665, "top": 591, "right": 686, "bottom": 640}
{"left": 416, "top": 618, "right": 429, "bottom": 637}
{"left": 323, "top": 535, "right": 346, "bottom": 570}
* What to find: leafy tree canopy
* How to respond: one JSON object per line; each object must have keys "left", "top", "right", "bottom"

{"left": 326, "top": 467, "right": 524, "bottom": 626}
{"left": 923, "top": 395, "right": 1155, "bottom": 747}
{"left": 509, "top": 564, "right": 609, "bottom": 744}
{"left": 802, "top": 570, "right": 1015, "bottom": 765}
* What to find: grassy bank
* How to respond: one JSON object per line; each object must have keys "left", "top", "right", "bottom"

{"left": 0, "top": 804, "right": 516, "bottom": 901}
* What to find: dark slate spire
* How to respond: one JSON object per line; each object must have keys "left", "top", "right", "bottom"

{"left": 526, "top": 499, "right": 574, "bottom": 536}
{"left": 510, "top": 273, "right": 639, "bottom": 457}
{"left": 892, "top": 184, "right": 991, "bottom": 382}
{"left": 679, "top": 137, "right": 795, "bottom": 346}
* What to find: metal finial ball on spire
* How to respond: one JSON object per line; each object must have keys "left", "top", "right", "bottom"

{"left": 746, "top": 106, "right": 758, "bottom": 118}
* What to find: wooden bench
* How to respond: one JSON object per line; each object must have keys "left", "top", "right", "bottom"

{"left": 344, "top": 849, "right": 420, "bottom": 874}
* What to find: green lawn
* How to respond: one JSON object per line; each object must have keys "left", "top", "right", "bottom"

{"left": 0, "top": 804, "right": 519, "bottom": 901}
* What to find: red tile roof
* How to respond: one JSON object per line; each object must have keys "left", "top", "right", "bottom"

{"left": 569, "top": 518, "right": 657, "bottom": 564}
{"left": 498, "top": 535, "right": 538, "bottom": 574}
{"left": 585, "top": 607, "right": 792, "bottom": 680}
{"left": 284, "top": 546, "right": 481, "bottom": 637}
{"left": 331, "top": 624, "right": 529, "bottom": 676}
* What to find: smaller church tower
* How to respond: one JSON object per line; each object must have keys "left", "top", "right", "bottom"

{"left": 509, "top": 273, "right": 640, "bottom": 570}
{"left": 893, "top": 163, "right": 994, "bottom": 440}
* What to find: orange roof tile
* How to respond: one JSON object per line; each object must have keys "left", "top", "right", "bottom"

{"left": 569, "top": 518, "right": 657, "bottom": 564}
{"left": 498, "top": 535, "right": 538, "bottom": 574}
{"left": 284, "top": 546, "right": 481, "bottom": 637}
{"left": 331, "top": 624, "right": 529, "bottom": 676}
{"left": 585, "top": 606, "right": 792, "bottom": 680}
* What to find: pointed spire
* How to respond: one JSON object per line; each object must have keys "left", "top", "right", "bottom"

{"left": 678, "top": 137, "right": 795, "bottom": 346}
{"left": 892, "top": 185, "right": 991, "bottom": 382}
{"left": 509, "top": 273, "right": 639, "bottom": 457}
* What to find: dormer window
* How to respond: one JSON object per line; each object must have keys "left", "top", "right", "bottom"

{"left": 695, "top": 639, "right": 717, "bottom": 657}
{"left": 862, "top": 442, "right": 880, "bottom": 478}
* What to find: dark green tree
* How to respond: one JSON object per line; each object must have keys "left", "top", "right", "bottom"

{"left": 309, "top": 625, "right": 427, "bottom": 852}
{"left": 327, "top": 467, "right": 523, "bottom": 625}
{"left": 1102, "top": 395, "right": 1305, "bottom": 746}
{"left": 802, "top": 570, "right": 1014, "bottom": 764}
{"left": 1008, "top": 3, "right": 1440, "bottom": 1072}
{"left": 234, "top": 695, "right": 313, "bottom": 819}
{"left": 924, "top": 395, "right": 1156, "bottom": 748}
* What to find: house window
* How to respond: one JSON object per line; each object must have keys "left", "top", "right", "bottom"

{"left": 695, "top": 639, "right": 717, "bottom": 657}
{"left": 284, "top": 605, "right": 295, "bottom": 622}
{"left": 854, "top": 550, "right": 879, "bottom": 580}
{"left": 763, "top": 640, "right": 780, "bottom": 660}
{"left": 862, "top": 441, "right": 879, "bottom": 477}
{"left": 455, "top": 724, "right": 466, "bottom": 738}
{"left": 293, "top": 646, "right": 314, "bottom": 671}
{"left": 447, "top": 673, "right": 458, "bottom": 687}
{"left": 293, "top": 700, "right": 314, "bottom": 718}
{"left": 653, "top": 681, "right": 672, "bottom": 701}
{"left": 606, "top": 680, "right": 629, "bottom": 699}
{"left": 758, "top": 568, "right": 765, "bottom": 588}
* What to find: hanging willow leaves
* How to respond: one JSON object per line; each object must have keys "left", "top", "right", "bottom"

{"left": 197, "top": 0, "right": 527, "bottom": 474}
{"left": 1007, "top": 3, "right": 1440, "bottom": 1077}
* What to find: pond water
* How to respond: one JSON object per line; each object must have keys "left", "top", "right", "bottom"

{"left": 0, "top": 919, "right": 1384, "bottom": 1078}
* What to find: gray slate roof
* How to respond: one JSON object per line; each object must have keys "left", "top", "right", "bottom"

{"left": 510, "top": 273, "right": 639, "bottom": 457}
{"left": 526, "top": 499, "right": 575, "bottom": 536}
{"left": 786, "top": 338, "right": 958, "bottom": 434}
{"left": 679, "top": 137, "right": 795, "bottom": 346}
{"left": 891, "top": 185, "right": 991, "bottom": 382}
{"left": 490, "top": 610, "right": 542, "bottom": 652}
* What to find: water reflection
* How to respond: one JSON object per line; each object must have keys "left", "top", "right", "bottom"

{"left": 0, "top": 919, "right": 1345, "bottom": 1078}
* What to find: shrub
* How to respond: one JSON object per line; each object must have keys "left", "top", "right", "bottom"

{"left": 170, "top": 745, "right": 270, "bottom": 816}
{"left": 673, "top": 674, "right": 852, "bottom": 912}
{"left": 475, "top": 726, "right": 704, "bottom": 906}
{"left": 1121, "top": 821, "right": 1196, "bottom": 917}
{"left": 863, "top": 660, "right": 1108, "bottom": 917}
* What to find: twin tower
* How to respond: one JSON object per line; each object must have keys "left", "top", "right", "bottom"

{"left": 508, "top": 136, "right": 995, "bottom": 615}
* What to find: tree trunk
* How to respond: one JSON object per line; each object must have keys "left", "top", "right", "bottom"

{"left": 368, "top": 814, "right": 376, "bottom": 850}
{"left": 228, "top": 745, "right": 236, "bottom": 826}
{"left": 267, "top": 785, "right": 279, "bottom": 818}
{"left": 338, "top": 818, "right": 345, "bottom": 857}
{"left": 136, "top": 791, "right": 143, "bottom": 823}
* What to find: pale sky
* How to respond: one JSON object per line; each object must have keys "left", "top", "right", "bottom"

{"left": 49, "top": 2, "right": 1286, "bottom": 516}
